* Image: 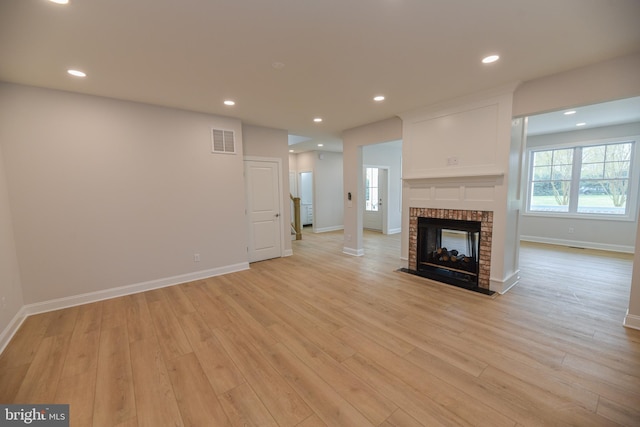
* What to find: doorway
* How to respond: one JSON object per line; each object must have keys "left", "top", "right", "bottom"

{"left": 299, "top": 171, "right": 313, "bottom": 228}
{"left": 363, "top": 166, "right": 388, "bottom": 233}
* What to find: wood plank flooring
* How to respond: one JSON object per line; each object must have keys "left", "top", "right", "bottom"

{"left": 1, "top": 230, "right": 639, "bottom": 426}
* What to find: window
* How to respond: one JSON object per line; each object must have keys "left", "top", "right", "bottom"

{"left": 530, "top": 148, "right": 573, "bottom": 213}
{"left": 365, "top": 167, "right": 379, "bottom": 211}
{"left": 528, "top": 141, "right": 635, "bottom": 216}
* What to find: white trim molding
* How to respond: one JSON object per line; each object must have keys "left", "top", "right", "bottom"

{"left": 0, "top": 262, "right": 250, "bottom": 356}
{"left": 520, "top": 235, "right": 634, "bottom": 254}
{"left": 624, "top": 310, "right": 640, "bottom": 330}
{"left": 343, "top": 247, "right": 365, "bottom": 257}
{"left": 1, "top": 262, "right": 250, "bottom": 356}
{"left": 0, "top": 307, "right": 28, "bottom": 355}
{"left": 23, "top": 262, "right": 249, "bottom": 317}
{"left": 491, "top": 270, "right": 521, "bottom": 294}
{"left": 314, "top": 225, "right": 344, "bottom": 233}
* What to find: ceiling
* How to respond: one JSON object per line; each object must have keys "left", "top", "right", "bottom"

{"left": 1, "top": 0, "right": 639, "bottom": 153}
{"left": 527, "top": 96, "right": 640, "bottom": 136}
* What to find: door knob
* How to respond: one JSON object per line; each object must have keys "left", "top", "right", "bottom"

{"left": 275, "top": 213, "right": 280, "bottom": 218}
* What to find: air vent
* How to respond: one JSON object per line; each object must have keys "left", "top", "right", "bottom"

{"left": 211, "top": 129, "right": 235, "bottom": 154}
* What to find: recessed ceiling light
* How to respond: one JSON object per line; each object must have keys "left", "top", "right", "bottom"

{"left": 373, "top": 95, "right": 385, "bottom": 102}
{"left": 313, "top": 117, "right": 323, "bottom": 123}
{"left": 67, "top": 69, "right": 86, "bottom": 77}
{"left": 317, "top": 144, "right": 324, "bottom": 147}
{"left": 576, "top": 122, "right": 586, "bottom": 127}
{"left": 223, "top": 100, "right": 235, "bottom": 106}
{"left": 564, "top": 110, "right": 577, "bottom": 115}
{"left": 482, "top": 55, "right": 500, "bottom": 64}
{"left": 289, "top": 149, "right": 294, "bottom": 153}
{"left": 50, "top": 0, "right": 69, "bottom": 4}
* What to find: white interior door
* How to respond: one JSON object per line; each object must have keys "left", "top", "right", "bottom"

{"left": 363, "top": 167, "right": 387, "bottom": 231}
{"left": 245, "top": 160, "right": 282, "bottom": 262}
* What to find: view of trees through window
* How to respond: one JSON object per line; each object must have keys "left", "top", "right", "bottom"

{"left": 529, "top": 142, "right": 633, "bottom": 215}
{"left": 365, "top": 167, "right": 379, "bottom": 211}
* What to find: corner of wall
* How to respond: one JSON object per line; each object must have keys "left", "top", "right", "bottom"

{"left": 0, "top": 307, "right": 27, "bottom": 355}
{"left": 0, "top": 124, "right": 26, "bottom": 355}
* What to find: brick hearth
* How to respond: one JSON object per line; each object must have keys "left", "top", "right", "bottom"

{"left": 409, "top": 208, "right": 493, "bottom": 290}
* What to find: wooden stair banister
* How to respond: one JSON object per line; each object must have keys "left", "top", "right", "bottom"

{"left": 290, "top": 194, "right": 302, "bottom": 240}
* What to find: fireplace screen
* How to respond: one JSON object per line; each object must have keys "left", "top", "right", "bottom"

{"left": 416, "top": 217, "right": 481, "bottom": 289}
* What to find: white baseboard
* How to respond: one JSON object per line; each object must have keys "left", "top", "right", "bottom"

{"left": 520, "top": 235, "right": 634, "bottom": 254}
{"left": 22, "top": 262, "right": 250, "bottom": 318}
{"left": 343, "top": 247, "right": 364, "bottom": 257}
{"left": 387, "top": 228, "right": 402, "bottom": 235}
{"left": 623, "top": 310, "right": 640, "bottom": 330}
{"left": 491, "top": 270, "right": 521, "bottom": 294}
{"left": 1, "top": 262, "right": 251, "bottom": 356}
{"left": 283, "top": 249, "right": 293, "bottom": 257}
{"left": 314, "top": 225, "right": 344, "bottom": 233}
{"left": 0, "top": 307, "right": 28, "bottom": 356}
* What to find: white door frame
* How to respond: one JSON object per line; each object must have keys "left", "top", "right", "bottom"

{"left": 363, "top": 165, "right": 390, "bottom": 234}
{"left": 244, "top": 156, "right": 286, "bottom": 260}
{"left": 298, "top": 170, "right": 314, "bottom": 231}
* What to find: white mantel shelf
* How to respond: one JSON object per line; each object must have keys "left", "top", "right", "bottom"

{"left": 402, "top": 169, "right": 504, "bottom": 183}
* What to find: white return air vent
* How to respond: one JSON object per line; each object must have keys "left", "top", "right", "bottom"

{"left": 211, "top": 129, "right": 236, "bottom": 154}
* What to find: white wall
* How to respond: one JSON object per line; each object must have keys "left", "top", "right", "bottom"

{"left": 522, "top": 122, "right": 640, "bottom": 252}
{"left": 343, "top": 117, "right": 403, "bottom": 256}
{"left": 290, "top": 151, "right": 344, "bottom": 233}
{"left": 300, "top": 172, "right": 313, "bottom": 205}
{"left": 296, "top": 151, "right": 315, "bottom": 174}
{"left": 363, "top": 141, "right": 402, "bottom": 233}
{"left": 242, "top": 124, "right": 292, "bottom": 255}
{"left": 314, "top": 151, "right": 344, "bottom": 232}
{"left": 514, "top": 52, "right": 640, "bottom": 118}
{"left": 0, "top": 140, "right": 24, "bottom": 348}
{"left": 0, "top": 83, "right": 249, "bottom": 306}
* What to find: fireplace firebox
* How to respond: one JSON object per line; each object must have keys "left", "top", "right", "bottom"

{"left": 406, "top": 208, "right": 493, "bottom": 294}
{"left": 416, "top": 217, "right": 481, "bottom": 290}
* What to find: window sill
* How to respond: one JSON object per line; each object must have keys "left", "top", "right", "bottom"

{"left": 522, "top": 211, "right": 636, "bottom": 222}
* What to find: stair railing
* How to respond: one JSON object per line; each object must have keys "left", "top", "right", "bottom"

{"left": 290, "top": 194, "right": 302, "bottom": 240}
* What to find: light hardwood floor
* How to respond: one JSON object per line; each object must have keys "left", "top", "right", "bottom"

{"left": 1, "top": 230, "right": 639, "bottom": 426}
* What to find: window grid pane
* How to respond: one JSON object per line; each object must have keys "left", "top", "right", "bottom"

{"left": 576, "top": 142, "right": 632, "bottom": 215}
{"left": 528, "top": 141, "right": 634, "bottom": 216}
{"left": 529, "top": 149, "right": 573, "bottom": 212}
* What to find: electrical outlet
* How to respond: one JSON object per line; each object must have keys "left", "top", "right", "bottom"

{"left": 447, "top": 156, "right": 459, "bottom": 166}
{"left": 568, "top": 227, "right": 575, "bottom": 234}
{"left": 194, "top": 253, "right": 200, "bottom": 262}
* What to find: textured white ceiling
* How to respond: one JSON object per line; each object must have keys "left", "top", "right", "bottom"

{"left": 1, "top": 0, "right": 639, "bottom": 152}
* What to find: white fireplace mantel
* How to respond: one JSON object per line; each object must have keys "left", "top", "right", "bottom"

{"left": 402, "top": 168, "right": 504, "bottom": 185}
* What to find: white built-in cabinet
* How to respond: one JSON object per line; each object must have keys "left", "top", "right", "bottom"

{"left": 301, "top": 204, "right": 313, "bottom": 225}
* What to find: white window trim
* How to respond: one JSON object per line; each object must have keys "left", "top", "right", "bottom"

{"left": 524, "top": 135, "right": 639, "bottom": 222}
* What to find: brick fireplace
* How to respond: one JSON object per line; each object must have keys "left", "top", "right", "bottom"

{"left": 408, "top": 208, "right": 493, "bottom": 291}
